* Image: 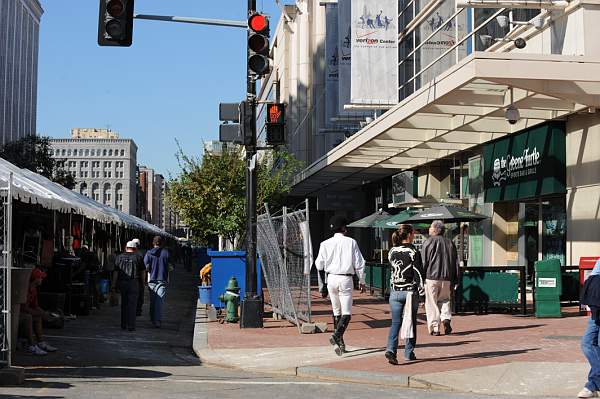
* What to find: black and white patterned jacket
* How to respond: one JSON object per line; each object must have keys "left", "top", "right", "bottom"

{"left": 388, "top": 243, "right": 425, "bottom": 295}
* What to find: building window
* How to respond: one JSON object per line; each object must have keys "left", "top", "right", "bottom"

{"left": 61, "top": 149, "right": 66, "bottom": 156}
{"left": 109, "top": 149, "right": 113, "bottom": 156}
{"left": 92, "top": 183, "right": 99, "bottom": 201}
{"left": 85, "top": 149, "right": 89, "bottom": 156}
{"left": 120, "top": 149, "right": 125, "bottom": 156}
{"left": 73, "top": 149, "right": 77, "bottom": 156}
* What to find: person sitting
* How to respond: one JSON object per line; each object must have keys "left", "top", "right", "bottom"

{"left": 19, "top": 267, "right": 58, "bottom": 355}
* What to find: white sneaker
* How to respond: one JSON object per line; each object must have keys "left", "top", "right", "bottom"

{"left": 27, "top": 344, "right": 47, "bottom": 356}
{"left": 37, "top": 341, "right": 57, "bottom": 352}
{"left": 578, "top": 387, "right": 598, "bottom": 398}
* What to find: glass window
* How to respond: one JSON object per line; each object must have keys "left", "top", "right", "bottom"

{"left": 120, "top": 149, "right": 125, "bottom": 156}
{"left": 109, "top": 149, "right": 113, "bottom": 156}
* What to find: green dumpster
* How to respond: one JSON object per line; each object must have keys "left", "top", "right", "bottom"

{"left": 534, "top": 259, "right": 562, "bottom": 317}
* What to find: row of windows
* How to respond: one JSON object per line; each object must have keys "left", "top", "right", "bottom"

{"left": 75, "top": 170, "right": 126, "bottom": 179}
{"left": 79, "top": 182, "right": 125, "bottom": 209}
{"left": 53, "top": 148, "right": 126, "bottom": 157}
{"left": 61, "top": 160, "right": 126, "bottom": 170}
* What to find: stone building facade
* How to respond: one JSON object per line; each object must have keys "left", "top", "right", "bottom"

{"left": 49, "top": 135, "right": 138, "bottom": 214}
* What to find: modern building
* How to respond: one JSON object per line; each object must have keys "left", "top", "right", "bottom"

{"left": 138, "top": 166, "right": 164, "bottom": 228}
{"left": 259, "top": 0, "right": 600, "bottom": 269}
{"left": 203, "top": 140, "right": 237, "bottom": 156}
{"left": 0, "top": 0, "right": 43, "bottom": 145}
{"left": 49, "top": 130, "right": 138, "bottom": 214}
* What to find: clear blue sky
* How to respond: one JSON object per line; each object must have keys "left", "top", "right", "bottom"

{"left": 37, "top": 1, "right": 283, "bottom": 178}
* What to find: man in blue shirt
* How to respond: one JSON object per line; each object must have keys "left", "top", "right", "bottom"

{"left": 144, "top": 236, "right": 170, "bottom": 328}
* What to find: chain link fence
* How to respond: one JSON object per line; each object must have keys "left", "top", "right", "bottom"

{"left": 257, "top": 201, "right": 312, "bottom": 331}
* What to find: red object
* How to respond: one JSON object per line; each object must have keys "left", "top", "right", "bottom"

{"left": 248, "top": 14, "right": 268, "bottom": 32}
{"left": 579, "top": 256, "right": 600, "bottom": 314}
{"left": 30, "top": 267, "right": 47, "bottom": 281}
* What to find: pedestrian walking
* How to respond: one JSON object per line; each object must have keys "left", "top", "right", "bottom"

{"left": 315, "top": 215, "right": 366, "bottom": 356}
{"left": 385, "top": 224, "right": 425, "bottom": 365}
{"left": 132, "top": 238, "right": 146, "bottom": 316}
{"left": 144, "top": 235, "right": 170, "bottom": 328}
{"left": 111, "top": 241, "right": 145, "bottom": 331}
{"left": 579, "top": 259, "right": 600, "bottom": 398}
{"left": 421, "top": 220, "right": 459, "bottom": 335}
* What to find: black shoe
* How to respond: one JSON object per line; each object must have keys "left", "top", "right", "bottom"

{"left": 443, "top": 320, "right": 452, "bottom": 335}
{"left": 405, "top": 352, "right": 417, "bottom": 361}
{"left": 339, "top": 337, "right": 346, "bottom": 354}
{"left": 329, "top": 335, "right": 343, "bottom": 356}
{"left": 430, "top": 330, "right": 441, "bottom": 336}
{"left": 385, "top": 351, "right": 398, "bottom": 365}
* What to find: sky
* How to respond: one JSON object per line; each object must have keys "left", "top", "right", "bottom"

{"left": 37, "top": 0, "right": 284, "bottom": 178}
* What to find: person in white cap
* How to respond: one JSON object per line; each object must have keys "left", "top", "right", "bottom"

{"left": 111, "top": 241, "right": 145, "bottom": 331}
{"left": 315, "top": 215, "right": 366, "bottom": 356}
{"left": 131, "top": 238, "right": 146, "bottom": 316}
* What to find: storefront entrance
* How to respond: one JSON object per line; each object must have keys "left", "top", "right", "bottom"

{"left": 521, "top": 197, "right": 567, "bottom": 281}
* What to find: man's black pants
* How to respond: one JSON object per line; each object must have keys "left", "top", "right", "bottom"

{"left": 136, "top": 279, "right": 144, "bottom": 316}
{"left": 119, "top": 279, "right": 139, "bottom": 330}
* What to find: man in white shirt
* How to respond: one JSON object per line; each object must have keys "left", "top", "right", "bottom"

{"left": 315, "top": 215, "right": 366, "bottom": 356}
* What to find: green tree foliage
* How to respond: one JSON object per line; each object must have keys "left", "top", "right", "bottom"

{"left": 169, "top": 144, "right": 302, "bottom": 246}
{"left": 0, "top": 135, "right": 76, "bottom": 189}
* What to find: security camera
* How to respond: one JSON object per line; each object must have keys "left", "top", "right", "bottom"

{"left": 532, "top": 17, "right": 544, "bottom": 29}
{"left": 479, "top": 34, "right": 493, "bottom": 47}
{"left": 514, "top": 37, "right": 527, "bottom": 49}
{"left": 505, "top": 105, "right": 520, "bottom": 125}
{"left": 496, "top": 15, "right": 509, "bottom": 29}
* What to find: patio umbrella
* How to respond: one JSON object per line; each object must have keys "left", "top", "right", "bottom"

{"left": 372, "top": 210, "right": 419, "bottom": 229}
{"left": 347, "top": 210, "right": 390, "bottom": 228}
{"left": 405, "top": 205, "right": 488, "bottom": 224}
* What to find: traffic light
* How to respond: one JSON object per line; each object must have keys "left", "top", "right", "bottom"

{"left": 265, "top": 103, "right": 285, "bottom": 146}
{"left": 98, "top": 0, "right": 134, "bottom": 47}
{"left": 240, "top": 100, "right": 256, "bottom": 146}
{"left": 247, "top": 13, "right": 270, "bottom": 77}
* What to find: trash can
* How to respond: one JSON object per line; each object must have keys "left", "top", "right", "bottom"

{"left": 208, "top": 250, "right": 262, "bottom": 308}
{"left": 534, "top": 258, "right": 562, "bottom": 317}
{"left": 198, "top": 285, "right": 212, "bottom": 305}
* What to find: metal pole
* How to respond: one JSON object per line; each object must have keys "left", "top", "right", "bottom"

{"left": 134, "top": 14, "right": 247, "bottom": 28}
{"left": 240, "top": 0, "right": 262, "bottom": 328}
{"left": 6, "top": 173, "right": 12, "bottom": 367}
{"left": 305, "top": 198, "right": 311, "bottom": 323}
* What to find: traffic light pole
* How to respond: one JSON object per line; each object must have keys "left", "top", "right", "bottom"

{"left": 239, "top": 0, "right": 263, "bottom": 328}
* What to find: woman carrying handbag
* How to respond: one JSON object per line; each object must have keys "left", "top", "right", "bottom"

{"left": 385, "top": 224, "right": 425, "bottom": 365}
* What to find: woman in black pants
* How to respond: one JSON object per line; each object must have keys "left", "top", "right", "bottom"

{"left": 385, "top": 224, "right": 425, "bottom": 365}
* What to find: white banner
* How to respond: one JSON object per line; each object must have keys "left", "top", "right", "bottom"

{"left": 351, "top": 0, "right": 398, "bottom": 105}
{"left": 299, "top": 221, "right": 313, "bottom": 275}
{"left": 338, "top": 0, "right": 352, "bottom": 115}
{"left": 418, "top": 0, "right": 468, "bottom": 85}
{"left": 325, "top": 4, "right": 339, "bottom": 126}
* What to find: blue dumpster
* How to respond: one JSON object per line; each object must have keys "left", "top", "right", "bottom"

{"left": 208, "top": 250, "right": 262, "bottom": 308}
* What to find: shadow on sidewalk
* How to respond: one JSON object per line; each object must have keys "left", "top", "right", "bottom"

{"left": 412, "top": 347, "right": 541, "bottom": 364}
{"left": 452, "top": 324, "right": 545, "bottom": 336}
{"left": 26, "top": 367, "right": 171, "bottom": 380}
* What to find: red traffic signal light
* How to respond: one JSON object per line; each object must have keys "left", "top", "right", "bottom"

{"left": 247, "top": 13, "right": 270, "bottom": 77}
{"left": 248, "top": 13, "right": 269, "bottom": 32}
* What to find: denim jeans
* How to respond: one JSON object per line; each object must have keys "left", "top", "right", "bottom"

{"left": 386, "top": 290, "right": 418, "bottom": 359}
{"left": 148, "top": 281, "right": 167, "bottom": 325}
{"left": 582, "top": 317, "right": 600, "bottom": 391}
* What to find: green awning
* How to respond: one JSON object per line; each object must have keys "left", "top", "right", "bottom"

{"left": 373, "top": 210, "right": 419, "bottom": 229}
{"left": 347, "top": 210, "right": 390, "bottom": 228}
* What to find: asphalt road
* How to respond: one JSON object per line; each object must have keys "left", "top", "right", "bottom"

{"left": 0, "top": 364, "right": 567, "bottom": 399}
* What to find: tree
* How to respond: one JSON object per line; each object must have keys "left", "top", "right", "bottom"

{"left": 168, "top": 144, "right": 302, "bottom": 246}
{"left": 0, "top": 135, "right": 76, "bottom": 189}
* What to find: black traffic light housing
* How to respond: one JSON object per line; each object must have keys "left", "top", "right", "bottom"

{"left": 98, "top": 0, "right": 135, "bottom": 47}
{"left": 265, "top": 103, "right": 285, "bottom": 146}
{"left": 247, "top": 13, "right": 270, "bottom": 77}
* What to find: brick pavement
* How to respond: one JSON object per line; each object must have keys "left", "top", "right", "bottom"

{"left": 207, "top": 290, "right": 587, "bottom": 376}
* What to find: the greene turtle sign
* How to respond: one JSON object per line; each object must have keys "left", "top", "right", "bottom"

{"left": 483, "top": 122, "right": 566, "bottom": 202}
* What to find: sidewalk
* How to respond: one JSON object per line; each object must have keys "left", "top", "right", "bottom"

{"left": 193, "top": 291, "right": 589, "bottom": 397}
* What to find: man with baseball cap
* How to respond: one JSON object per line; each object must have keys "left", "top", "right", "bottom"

{"left": 111, "top": 241, "right": 145, "bottom": 331}
{"left": 315, "top": 215, "right": 366, "bottom": 356}
{"left": 20, "top": 267, "right": 58, "bottom": 355}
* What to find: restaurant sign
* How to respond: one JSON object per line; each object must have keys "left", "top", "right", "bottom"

{"left": 484, "top": 122, "right": 566, "bottom": 202}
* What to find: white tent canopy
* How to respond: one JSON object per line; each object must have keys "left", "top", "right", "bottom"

{"left": 0, "top": 157, "right": 172, "bottom": 237}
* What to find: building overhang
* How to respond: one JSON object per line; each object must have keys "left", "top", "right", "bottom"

{"left": 291, "top": 52, "right": 600, "bottom": 197}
